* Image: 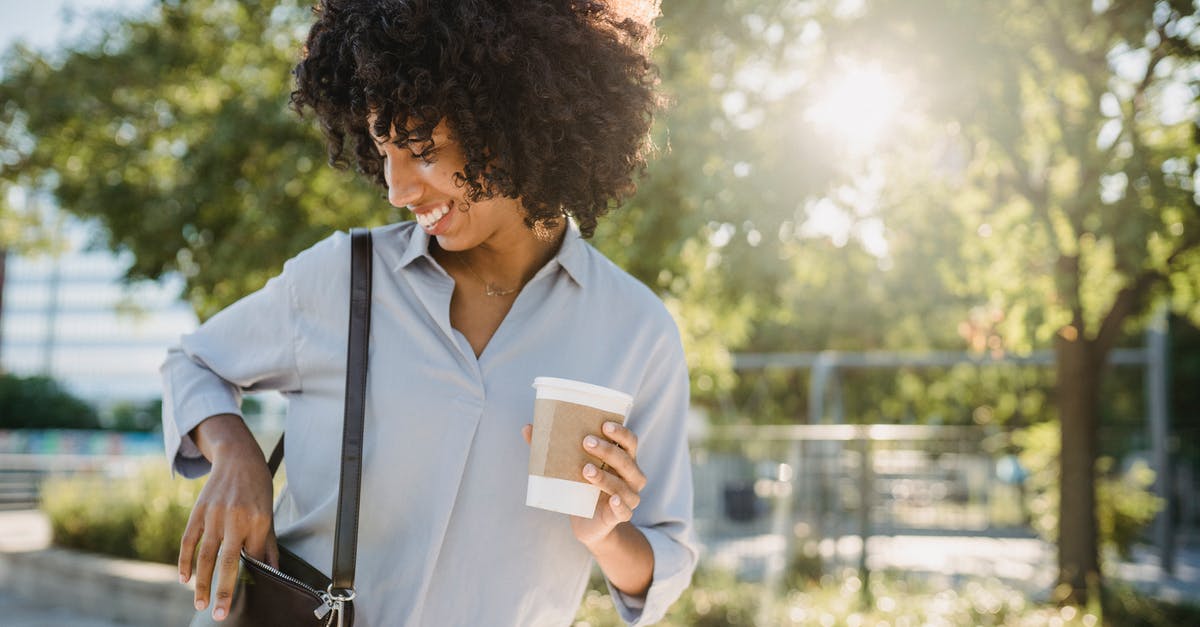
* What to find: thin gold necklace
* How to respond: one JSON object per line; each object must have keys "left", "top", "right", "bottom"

{"left": 457, "top": 252, "right": 521, "bottom": 296}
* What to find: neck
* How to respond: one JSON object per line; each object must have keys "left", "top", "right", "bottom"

{"left": 437, "top": 220, "right": 567, "bottom": 290}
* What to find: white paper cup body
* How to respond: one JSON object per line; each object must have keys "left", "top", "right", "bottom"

{"left": 526, "top": 377, "right": 633, "bottom": 517}
{"left": 526, "top": 475, "right": 603, "bottom": 517}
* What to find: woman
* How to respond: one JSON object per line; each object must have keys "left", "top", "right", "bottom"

{"left": 161, "top": 0, "right": 696, "bottom": 625}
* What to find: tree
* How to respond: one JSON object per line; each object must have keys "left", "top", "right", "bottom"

{"left": 0, "top": 372, "right": 100, "bottom": 429}
{"left": 0, "top": 0, "right": 385, "bottom": 320}
{"left": 0, "top": 0, "right": 849, "bottom": 404}
{"left": 829, "top": 0, "right": 1200, "bottom": 603}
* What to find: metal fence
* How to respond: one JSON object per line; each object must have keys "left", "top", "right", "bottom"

{"left": 691, "top": 421, "right": 1200, "bottom": 614}
{"left": 692, "top": 423, "right": 1057, "bottom": 616}
{"left": 0, "top": 453, "right": 145, "bottom": 510}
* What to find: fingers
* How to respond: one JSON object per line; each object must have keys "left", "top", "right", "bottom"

{"left": 191, "top": 510, "right": 272, "bottom": 620}
{"left": 582, "top": 429, "right": 646, "bottom": 493}
{"left": 192, "top": 529, "right": 222, "bottom": 612}
{"left": 210, "top": 531, "right": 246, "bottom": 621}
{"left": 601, "top": 421, "right": 638, "bottom": 459}
{"left": 582, "top": 462, "right": 641, "bottom": 516}
{"left": 178, "top": 506, "right": 205, "bottom": 583}
{"left": 605, "top": 491, "right": 635, "bottom": 521}
{"left": 521, "top": 424, "right": 533, "bottom": 446}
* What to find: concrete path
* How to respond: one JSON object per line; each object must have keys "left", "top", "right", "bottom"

{"left": 0, "top": 591, "right": 134, "bottom": 627}
{"left": 0, "top": 510, "right": 157, "bottom": 626}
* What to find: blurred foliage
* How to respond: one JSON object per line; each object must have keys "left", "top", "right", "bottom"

{"left": 0, "top": 0, "right": 848, "bottom": 404}
{"left": 103, "top": 397, "right": 162, "bottom": 432}
{"left": 822, "top": 0, "right": 1200, "bottom": 599}
{"left": 574, "top": 564, "right": 760, "bottom": 627}
{"left": 4, "top": 0, "right": 1199, "bottom": 604}
{"left": 573, "top": 566, "right": 1200, "bottom": 626}
{"left": 1016, "top": 421, "right": 1163, "bottom": 562}
{"left": 40, "top": 463, "right": 205, "bottom": 563}
{"left": 0, "top": 371, "right": 100, "bottom": 429}
{"left": 0, "top": 0, "right": 1194, "bottom": 420}
{"left": 98, "top": 396, "right": 259, "bottom": 432}
{"left": 0, "top": 0, "right": 387, "bottom": 319}
{"left": 830, "top": 0, "right": 1200, "bottom": 337}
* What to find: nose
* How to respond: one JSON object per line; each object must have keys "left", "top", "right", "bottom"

{"left": 383, "top": 156, "right": 424, "bottom": 208}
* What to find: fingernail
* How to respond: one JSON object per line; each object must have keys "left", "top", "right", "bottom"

{"left": 604, "top": 422, "right": 617, "bottom": 434}
{"left": 195, "top": 600, "right": 205, "bottom": 611}
{"left": 584, "top": 436, "right": 598, "bottom": 448}
{"left": 584, "top": 463, "right": 597, "bottom": 478}
{"left": 610, "top": 495, "right": 621, "bottom": 507}
{"left": 180, "top": 573, "right": 188, "bottom": 584}
{"left": 214, "top": 608, "right": 226, "bottom": 620}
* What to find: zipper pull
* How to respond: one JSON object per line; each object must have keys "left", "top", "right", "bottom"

{"left": 313, "top": 592, "right": 334, "bottom": 620}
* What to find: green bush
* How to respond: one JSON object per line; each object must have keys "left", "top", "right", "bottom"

{"left": 40, "top": 463, "right": 206, "bottom": 564}
{"left": 0, "top": 372, "right": 100, "bottom": 430}
{"left": 104, "top": 398, "right": 164, "bottom": 432}
{"left": 1104, "top": 583, "right": 1200, "bottom": 627}
{"left": 573, "top": 567, "right": 1200, "bottom": 626}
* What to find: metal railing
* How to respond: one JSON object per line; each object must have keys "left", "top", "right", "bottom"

{"left": 691, "top": 423, "right": 1044, "bottom": 617}
{"left": 0, "top": 453, "right": 146, "bottom": 510}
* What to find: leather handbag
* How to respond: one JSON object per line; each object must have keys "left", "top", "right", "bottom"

{"left": 191, "top": 228, "right": 372, "bottom": 627}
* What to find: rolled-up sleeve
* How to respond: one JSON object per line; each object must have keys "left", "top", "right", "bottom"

{"left": 606, "top": 325, "right": 699, "bottom": 625}
{"left": 160, "top": 258, "right": 304, "bottom": 478}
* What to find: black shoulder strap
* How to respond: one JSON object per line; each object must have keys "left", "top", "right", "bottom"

{"left": 267, "top": 435, "right": 284, "bottom": 476}
{"left": 265, "top": 228, "right": 371, "bottom": 594}
{"left": 332, "top": 227, "right": 372, "bottom": 592}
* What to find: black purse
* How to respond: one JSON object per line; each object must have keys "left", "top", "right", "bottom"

{"left": 191, "top": 228, "right": 372, "bottom": 627}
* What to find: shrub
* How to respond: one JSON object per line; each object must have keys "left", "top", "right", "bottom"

{"left": 0, "top": 372, "right": 100, "bottom": 430}
{"left": 573, "top": 567, "right": 1200, "bottom": 626}
{"left": 105, "top": 398, "right": 163, "bottom": 432}
{"left": 40, "top": 463, "right": 206, "bottom": 564}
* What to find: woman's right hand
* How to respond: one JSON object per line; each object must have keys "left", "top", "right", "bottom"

{"left": 179, "top": 413, "right": 279, "bottom": 622}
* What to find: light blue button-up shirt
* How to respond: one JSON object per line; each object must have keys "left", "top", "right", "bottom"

{"left": 160, "top": 220, "right": 698, "bottom": 626}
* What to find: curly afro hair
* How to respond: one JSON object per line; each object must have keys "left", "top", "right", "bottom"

{"left": 289, "top": 0, "right": 663, "bottom": 238}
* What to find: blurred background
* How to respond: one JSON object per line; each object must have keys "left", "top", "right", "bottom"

{"left": 1, "top": 0, "right": 1198, "bottom": 625}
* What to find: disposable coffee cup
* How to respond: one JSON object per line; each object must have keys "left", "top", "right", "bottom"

{"left": 526, "top": 377, "right": 634, "bottom": 518}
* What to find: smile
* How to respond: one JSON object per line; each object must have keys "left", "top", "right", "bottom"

{"left": 414, "top": 202, "right": 452, "bottom": 230}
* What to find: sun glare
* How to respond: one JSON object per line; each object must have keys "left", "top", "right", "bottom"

{"left": 806, "top": 64, "right": 904, "bottom": 151}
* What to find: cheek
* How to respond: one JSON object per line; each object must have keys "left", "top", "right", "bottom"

{"left": 430, "top": 162, "right": 464, "bottom": 191}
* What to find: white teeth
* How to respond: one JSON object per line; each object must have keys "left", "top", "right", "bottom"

{"left": 416, "top": 204, "right": 450, "bottom": 229}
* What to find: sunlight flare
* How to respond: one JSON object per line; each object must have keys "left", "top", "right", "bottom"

{"left": 806, "top": 64, "right": 904, "bottom": 151}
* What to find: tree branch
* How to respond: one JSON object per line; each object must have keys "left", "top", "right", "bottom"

{"left": 1093, "top": 222, "right": 1200, "bottom": 355}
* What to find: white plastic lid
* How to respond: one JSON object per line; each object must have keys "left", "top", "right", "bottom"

{"left": 532, "top": 376, "right": 634, "bottom": 416}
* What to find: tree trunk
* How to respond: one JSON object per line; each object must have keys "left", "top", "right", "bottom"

{"left": 1055, "top": 332, "right": 1103, "bottom": 605}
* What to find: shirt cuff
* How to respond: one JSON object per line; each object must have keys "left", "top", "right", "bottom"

{"left": 166, "top": 395, "right": 243, "bottom": 479}
{"left": 605, "top": 524, "right": 698, "bottom": 626}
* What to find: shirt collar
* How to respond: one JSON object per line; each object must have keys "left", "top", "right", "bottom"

{"left": 393, "top": 218, "right": 588, "bottom": 287}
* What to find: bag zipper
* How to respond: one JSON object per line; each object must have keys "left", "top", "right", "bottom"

{"left": 240, "top": 550, "right": 338, "bottom": 620}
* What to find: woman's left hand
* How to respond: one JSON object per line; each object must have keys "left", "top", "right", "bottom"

{"left": 521, "top": 421, "right": 647, "bottom": 548}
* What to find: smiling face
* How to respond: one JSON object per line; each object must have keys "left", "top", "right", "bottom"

{"left": 367, "top": 112, "right": 528, "bottom": 253}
